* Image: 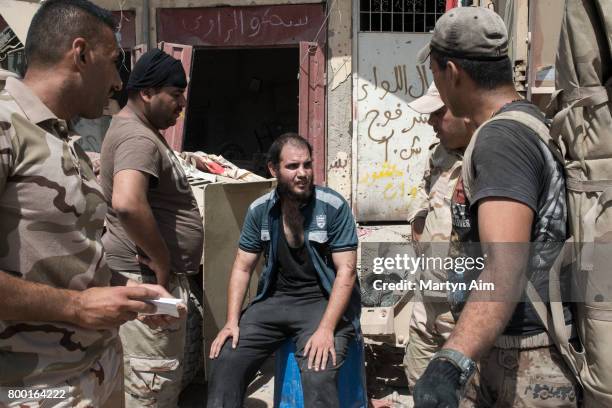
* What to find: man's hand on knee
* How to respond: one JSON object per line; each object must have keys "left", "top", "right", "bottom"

{"left": 304, "top": 327, "right": 336, "bottom": 372}
{"left": 413, "top": 359, "right": 461, "bottom": 408}
{"left": 209, "top": 323, "right": 240, "bottom": 359}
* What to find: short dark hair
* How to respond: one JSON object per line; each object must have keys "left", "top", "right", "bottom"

{"left": 430, "top": 49, "right": 514, "bottom": 90}
{"left": 25, "top": 0, "right": 117, "bottom": 67}
{"left": 267, "top": 133, "right": 313, "bottom": 168}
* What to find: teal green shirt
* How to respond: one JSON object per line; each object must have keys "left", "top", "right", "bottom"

{"left": 239, "top": 186, "right": 361, "bottom": 338}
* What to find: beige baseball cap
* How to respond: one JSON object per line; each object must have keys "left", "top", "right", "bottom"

{"left": 407, "top": 83, "right": 444, "bottom": 114}
{"left": 417, "top": 6, "right": 508, "bottom": 64}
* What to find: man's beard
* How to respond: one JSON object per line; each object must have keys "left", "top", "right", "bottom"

{"left": 277, "top": 178, "right": 313, "bottom": 203}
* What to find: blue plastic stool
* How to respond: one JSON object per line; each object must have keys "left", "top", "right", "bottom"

{"left": 273, "top": 337, "right": 367, "bottom": 408}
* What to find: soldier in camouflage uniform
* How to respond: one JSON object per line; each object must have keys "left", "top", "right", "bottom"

{"left": 403, "top": 83, "right": 468, "bottom": 395}
{"left": 0, "top": 1, "right": 179, "bottom": 407}
{"left": 414, "top": 8, "right": 579, "bottom": 407}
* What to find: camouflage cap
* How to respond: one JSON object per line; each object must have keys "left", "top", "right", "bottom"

{"left": 408, "top": 82, "right": 444, "bottom": 114}
{"left": 417, "top": 6, "right": 508, "bottom": 63}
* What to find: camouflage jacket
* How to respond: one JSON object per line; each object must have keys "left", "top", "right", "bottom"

{"left": 0, "top": 77, "right": 118, "bottom": 387}
{"left": 407, "top": 142, "right": 462, "bottom": 291}
{"left": 407, "top": 142, "right": 462, "bottom": 242}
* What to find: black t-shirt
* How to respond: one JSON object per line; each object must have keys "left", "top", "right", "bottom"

{"left": 272, "top": 223, "right": 325, "bottom": 299}
{"left": 449, "top": 100, "right": 573, "bottom": 336}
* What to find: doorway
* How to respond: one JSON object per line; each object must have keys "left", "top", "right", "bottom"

{"left": 183, "top": 47, "right": 299, "bottom": 177}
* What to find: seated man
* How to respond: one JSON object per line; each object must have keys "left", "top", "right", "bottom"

{"left": 207, "top": 133, "right": 361, "bottom": 408}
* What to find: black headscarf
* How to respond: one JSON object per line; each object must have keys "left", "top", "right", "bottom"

{"left": 126, "top": 49, "right": 187, "bottom": 91}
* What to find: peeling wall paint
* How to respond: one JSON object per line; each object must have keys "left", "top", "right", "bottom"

{"left": 156, "top": 4, "right": 324, "bottom": 46}
{"left": 354, "top": 33, "right": 435, "bottom": 222}
{"left": 150, "top": 0, "right": 322, "bottom": 49}
{"left": 94, "top": 0, "right": 323, "bottom": 50}
{"left": 328, "top": 0, "right": 351, "bottom": 91}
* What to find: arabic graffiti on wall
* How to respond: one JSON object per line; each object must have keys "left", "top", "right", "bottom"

{"left": 157, "top": 4, "right": 326, "bottom": 47}
{"left": 327, "top": 151, "right": 350, "bottom": 199}
{"left": 356, "top": 33, "right": 436, "bottom": 222}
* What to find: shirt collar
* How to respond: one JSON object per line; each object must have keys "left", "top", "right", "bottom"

{"left": 5, "top": 77, "right": 60, "bottom": 125}
{"left": 270, "top": 186, "right": 317, "bottom": 213}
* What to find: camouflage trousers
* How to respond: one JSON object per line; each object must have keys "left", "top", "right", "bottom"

{"left": 403, "top": 298, "right": 478, "bottom": 407}
{"left": 404, "top": 299, "right": 579, "bottom": 407}
{"left": 0, "top": 338, "right": 124, "bottom": 407}
{"left": 475, "top": 345, "right": 579, "bottom": 407}
{"left": 119, "top": 272, "right": 189, "bottom": 408}
{"left": 403, "top": 299, "right": 455, "bottom": 391}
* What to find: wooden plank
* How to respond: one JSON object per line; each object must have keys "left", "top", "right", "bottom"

{"left": 299, "top": 41, "right": 326, "bottom": 184}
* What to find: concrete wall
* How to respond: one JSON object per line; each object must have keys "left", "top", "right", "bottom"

{"left": 326, "top": 0, "right": 352, "bottom": 200}
{"left": 353, "top": 33, "right": 435, "bottom": 222}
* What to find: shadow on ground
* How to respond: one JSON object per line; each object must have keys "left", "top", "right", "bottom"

{"left": 178, "top": 357, "right": 275, "bottom": 408}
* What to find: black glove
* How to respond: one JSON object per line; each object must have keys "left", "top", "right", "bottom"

{"left": 413, "top": 358, "right": 461, "bottom": 408}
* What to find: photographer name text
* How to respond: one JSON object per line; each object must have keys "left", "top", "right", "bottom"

{"left": 371, "top": 279, "right": 495, "bottom": 292}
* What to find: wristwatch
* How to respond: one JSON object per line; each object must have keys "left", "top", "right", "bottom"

{"left": 432, "top": 348, "right": 476, "bottom": 395}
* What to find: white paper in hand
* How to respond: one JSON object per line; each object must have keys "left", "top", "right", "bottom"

{"left": 143, "top": 298, "right": 184, "bottom": 318}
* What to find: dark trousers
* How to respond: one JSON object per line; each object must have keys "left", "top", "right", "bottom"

{"left": 206, "top": 294, "right": 354, "bottom": 407}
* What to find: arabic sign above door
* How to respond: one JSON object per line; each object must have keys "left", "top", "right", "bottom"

{"left": 355, "top": 33, "right": 435, "bottom": 222}
{"left": 157, "top": 4, "right": 325, "bottom": 47}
